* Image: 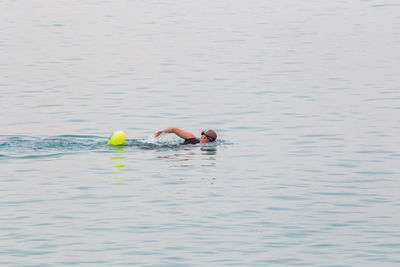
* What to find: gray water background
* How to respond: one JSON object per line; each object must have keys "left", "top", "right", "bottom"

{"left": 1, "top": 0, "right": 399, "bottom": 266}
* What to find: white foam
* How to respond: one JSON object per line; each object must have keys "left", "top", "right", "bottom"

{"left": 144, "top": 133, "right": 182, "bottom": 145}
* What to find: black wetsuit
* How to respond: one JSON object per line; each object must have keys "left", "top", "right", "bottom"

{"left": 181, "top": 138, "right": 200, "bottom": 145}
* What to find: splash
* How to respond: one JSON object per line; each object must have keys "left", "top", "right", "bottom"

{"left": 143, "top": 133, "right": 182, "bottom": 146}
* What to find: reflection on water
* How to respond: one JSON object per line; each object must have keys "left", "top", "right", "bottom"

{"left": 155, "top": 150, "right": 196, "bottom": 161}
{"left": 201, "top": 146, "right": 217, "bottom": 155}
{"left": 110, "top": 154, "right": 126, "bottom": 160}
{"left": 110, "top": 148, "right": 126, "bottom": 179}
{"left": 112, "top": 164, "right": 126, "bottom": 168}
{"left": 157, "top": 148, "right": 196, "bottom": 168}
{"left": 107, "top": 144, "right": 217, "bottom": 172}
{"left": 113, "top": 177, "right": 126, "bottom": 180}
{"left": 201, "top": 146, "right": 217, "bottom": 167}
{"left": 153, "top": 146, "right": 218, "bottom": 168}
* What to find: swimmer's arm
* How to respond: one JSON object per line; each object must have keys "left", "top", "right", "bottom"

{"left": 154, "top": 127, "right": 196, "bottom": 139}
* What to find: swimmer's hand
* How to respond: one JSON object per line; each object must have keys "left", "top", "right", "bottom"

{"left": 154, "top": 130, "right": 165, "bottom": 138}
{"left": 154, "top": 127, "right": 173, "bottom": 137}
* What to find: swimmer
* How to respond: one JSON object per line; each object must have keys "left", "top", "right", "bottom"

{"left": 154, "top": 127, "right": 217, "bottom": 145}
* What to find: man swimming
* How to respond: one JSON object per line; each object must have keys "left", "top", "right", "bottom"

{"left": 154, "top": 127, "right": 217, "bottom": 145}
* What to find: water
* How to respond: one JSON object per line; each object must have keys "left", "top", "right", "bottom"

{"left": 1, "top": 0, "right": 399, "bottom": 265}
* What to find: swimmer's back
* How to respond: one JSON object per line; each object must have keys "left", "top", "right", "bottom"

{"left": 181, "top": 138, "right": 200, "bottom": 145}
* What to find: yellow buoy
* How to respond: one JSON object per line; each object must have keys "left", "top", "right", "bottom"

{"left": 107, "top": 130, "right": 126, "bottom": 145}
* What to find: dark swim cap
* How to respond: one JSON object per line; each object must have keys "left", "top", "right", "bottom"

{"left": 205, "top": 129, "right": 217, "bottom": 141}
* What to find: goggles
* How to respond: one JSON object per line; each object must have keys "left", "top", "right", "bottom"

{"left": 201, "top": 131, "right": 216, "bottom": 142}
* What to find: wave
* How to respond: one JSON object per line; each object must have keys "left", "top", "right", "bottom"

{"left": 0, "top": 134, "right": 230, "bottom": 160}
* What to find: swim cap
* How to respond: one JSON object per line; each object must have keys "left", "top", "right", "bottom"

{"left": 205, "top": 129, "right": 217, "bottom": 141}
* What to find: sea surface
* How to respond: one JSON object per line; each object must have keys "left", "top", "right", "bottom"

{"left": 1, "top": 0, "right": 399, "bottom": 266}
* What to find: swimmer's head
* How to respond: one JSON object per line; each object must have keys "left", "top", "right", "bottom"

{"left": 200, "top": 129, "right": 217, "bottom": 143}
